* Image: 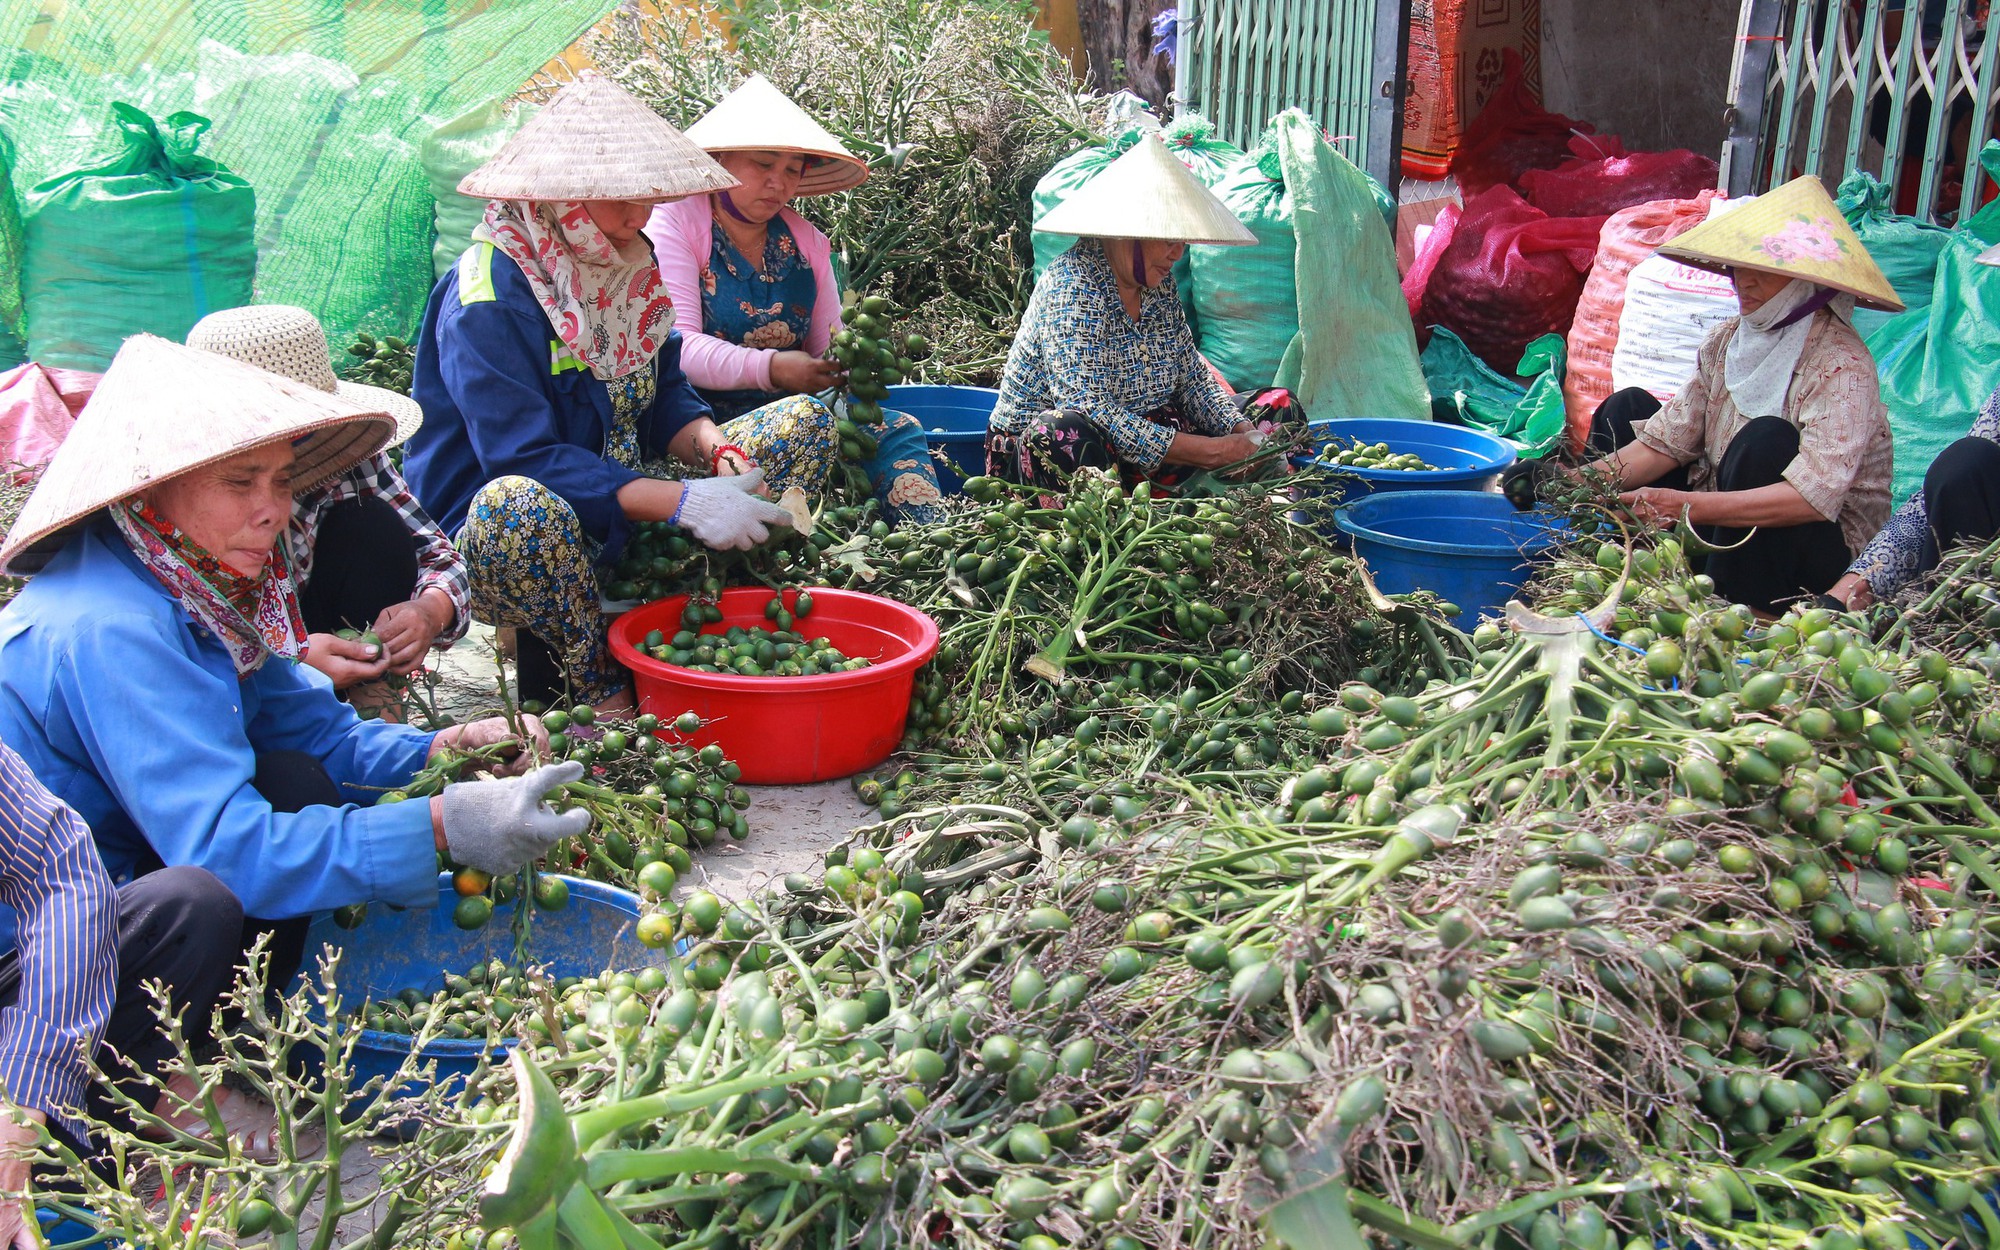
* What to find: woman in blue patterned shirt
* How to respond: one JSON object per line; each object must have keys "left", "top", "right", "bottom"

{"left": 989, "top": 135, "right": 1302, "bottom": 490}
{"left": 1828, "top": 381, "right": 2000, "bottom": 607}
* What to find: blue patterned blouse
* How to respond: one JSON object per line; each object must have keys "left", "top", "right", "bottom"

{"left": 991, "top": 239, "right": 1239, "bottom": 470}
{"left": 1848, "top": 385, "right": 2000, "bottom": 597}
{"left": 700, "top": 216, "right": 817, "bottom": 422}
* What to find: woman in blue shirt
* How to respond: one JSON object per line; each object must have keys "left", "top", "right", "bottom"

{"left": 0, "top": 336, "right": 588, "bottom": 1155}
{"left": 990, "top": 134, "right": 1302, "bottom": 490}
{"left": 407, "top": 74, "right": 799, "bottom": 710}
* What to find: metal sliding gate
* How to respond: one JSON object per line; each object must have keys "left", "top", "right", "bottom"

{"left": 1726, "top": 0, "right": 2000, "bottom": 224}
{"left": 1174, "top": 0, "right": 1407, "bottom": 193}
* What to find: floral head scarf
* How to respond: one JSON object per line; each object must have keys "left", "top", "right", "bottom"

{"left": 477, "top": 199, "right": 675, "bottom": 380}
{"left": 111, "top": 498, "right": 308, "bottom": 677}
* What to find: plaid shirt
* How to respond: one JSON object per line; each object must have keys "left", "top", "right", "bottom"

{"left": 992, "top": 239, "right": 1240, "bottom": 470}
{"left": 1634, "top": 310, "right": 1893, "bottom": 557}
{"left": 290, "top": 453, "right": 472, "bottom": 644}
{"left": 1848, "top": 385, "right": 2000, "bottom": 598}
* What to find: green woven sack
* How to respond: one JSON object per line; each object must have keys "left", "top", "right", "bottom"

{"left": 1031, "top": 114, "right": 1241, "bottom": 277}
{"left": 1836, "top": 168, "right": 1953, "bottom": 342}
{"left": 1193, "top": 110, "right": 1423, "bottom": 418}
{"left": 1866, "top": 142, "right": 2000, "bottom": 503}
{"left": 22, "top": 105, "right": 255, "bottom": 371}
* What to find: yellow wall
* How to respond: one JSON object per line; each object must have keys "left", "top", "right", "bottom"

{"left": 1034, "top": 0, "right": 1086, "bottom": 82}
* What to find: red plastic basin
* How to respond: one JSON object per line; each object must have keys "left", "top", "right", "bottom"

{"left": 607, "top": 586, "right": 940, "bottom": 784}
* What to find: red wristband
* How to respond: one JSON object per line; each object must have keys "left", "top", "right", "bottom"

{"left": 710, "top": 443, "right": 750, "bottom": 472}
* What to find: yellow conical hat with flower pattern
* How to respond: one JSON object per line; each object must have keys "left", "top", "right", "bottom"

{"left": 1657, "top": 176, "right": 1903, "bottom": 312}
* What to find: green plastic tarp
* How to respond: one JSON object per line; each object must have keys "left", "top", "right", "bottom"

{"left": 0, "top": 0, "right": 617, "bottom": 361}
{"left": 1864, "top": 142, "right": 2000, "bottom": 503}
{"left": 1422, "top": 327, "right": 1567, "bottom": 458}
{"left": 1836, "top": 168, "right": 1954, "bottom": 342}
{"left": 1192, "top": 109, "right": 1426, "bottom": 420}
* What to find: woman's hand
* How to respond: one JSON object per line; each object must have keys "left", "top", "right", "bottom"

{"left": 0, "top": 1107, "right": 41, "bottom": 1250}
{"left": 1619, "top": 487, "right": 1697, "bottom": 528}
{"left": 304, "top": 633, "right": 392, "bottom": 689}
{"left": 769, "top": 351, "right": 846, "bottom": 395}
{"left": 713, "top": 448, "right": 753, "bottom": 476}
{"left": 428, "top": 714, "right": 549, "bottom": 777}
{"left": 1164, "top": 430, "right": 1265, "bottom": 473}
{"left": 1825, "top": 572, "right": 1874, "bottom": 610}
{"left": 372, "top": 590, "right": 455, "bottom": 675}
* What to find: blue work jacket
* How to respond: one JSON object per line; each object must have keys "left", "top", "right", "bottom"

{"left": 405, "top": 240, "right": 710, "bottom": 564}
{"left": 0, "top": 522, "right": 440, "bottom": 949}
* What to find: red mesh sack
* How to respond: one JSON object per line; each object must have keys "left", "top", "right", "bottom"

{"left": 1421, "top": 185, "right": 1605, "bottom": 376}
{"left": 1522, "top": 138, "right": 1720, "bottom": 219}
{"left": 1401, "top": 201, "right": 1461, "bottom": 327}
{"left": 1561, "top": 190, "right": 1722, "bottom": 451}
{"left": 1451, "top": 50, "right": 1599, "bottom": 197}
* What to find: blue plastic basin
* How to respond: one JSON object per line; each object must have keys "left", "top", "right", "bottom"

{"left": 886, "top": 384, "right": 1000, "bottom": 495}
{"left": 1335, "top": 490, "right": 1567, "bottom": 621}
{"left": 1295, "top": 418, "right": 1517, "bottom": 505}
{"left": 303, "top": 875, "right": 673, "bottom": 1107}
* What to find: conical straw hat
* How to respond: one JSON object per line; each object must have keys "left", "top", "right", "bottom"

{"left": 1657, "top": 175, "right": 1904, "bottom": 312}
{"left": 1034, "top": 133, "right": 1256, "bottom": 246}
{"left": 458, "top": 71, "right": 739, "bottom": 203}
{"left": 686, "top": 74, "right": 869, "bottom": 197}
{"left": 1, "top": 336, "right": 395, "bottom": 575}
{"left": 188, "top": 305, "right": 425, "bottom": 447}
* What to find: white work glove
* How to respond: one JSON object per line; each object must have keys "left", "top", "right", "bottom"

{"left": 673, "top": 468, "right": 795, "bottom": 551}
{"left": 441, "top": 761, "right": 592, "bottom": 877}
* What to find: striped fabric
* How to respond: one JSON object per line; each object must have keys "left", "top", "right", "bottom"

{"left": 0, "top": 740, "right": 115, "bottom": 1142}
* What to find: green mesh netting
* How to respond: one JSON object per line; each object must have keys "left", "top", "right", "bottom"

{"left": 0, "top": 0, "right": 615, "bottom": 365}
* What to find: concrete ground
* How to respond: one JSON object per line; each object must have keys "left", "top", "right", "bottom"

{"left": 307, "top": 625, "right": 875, "bottom": 1241}
{"left": 427, "top": 623, "right": 870, "bottom": 900}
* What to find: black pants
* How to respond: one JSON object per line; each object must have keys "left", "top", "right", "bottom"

{"left": 298, "top": 495, "right": 421, "bottom": 637}
{"left": 513, "top": 632, "right": 568, "bottom": 707}
{"left": 1917, "top": 436, "right": 2000, "bottom": 575}
{"left": 1591, "top": 387, "right": 1850, "bottom": 614}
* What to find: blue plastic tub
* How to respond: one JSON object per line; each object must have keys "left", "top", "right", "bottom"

{"left": 1294, "top": 418, "right": 1517, "bottom": 505}
{"left": 303, "top": 874, "right": 673, "bottom": 1105}
{"left": 1335, "top": 490, "right": 1568, "bottom": 621}
{"left": 886, "top": 384, "right": 1000, "bottom": 495}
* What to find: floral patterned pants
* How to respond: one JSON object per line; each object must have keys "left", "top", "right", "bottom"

{"left": 851, "top": 407, "right": 947, "bottom": 525}
{"left": 985, "top": 388, "right": 1304, "bottom": 492}
{"left": 458, "top": 395, "right": 847, "bottom": 703}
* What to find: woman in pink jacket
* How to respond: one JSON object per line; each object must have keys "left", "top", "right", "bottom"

{"left": 646, "top": 76, "right": 944, "bottom": 523}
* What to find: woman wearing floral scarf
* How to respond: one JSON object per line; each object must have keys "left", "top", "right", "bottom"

{"left": 406, "top": 73, "right": 799, "bottom": 710}
{"left": 1513, "top": 176, "right": 1902, "bottom": 616}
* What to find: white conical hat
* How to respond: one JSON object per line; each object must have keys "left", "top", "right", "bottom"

{"left": 187, "top": 305, "right": 425, "bottom": 447}
{"left": 1034, "top": 133, "right": 1255, "bottom": 246}
{"left": 686, "top": 74, "right": 869, "bottom": 197}
{"left": 1, "top": 336, "right": 395, "bottom": 574}
{"left": 458, "top": 71, "right": 739, "bottom": 203}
